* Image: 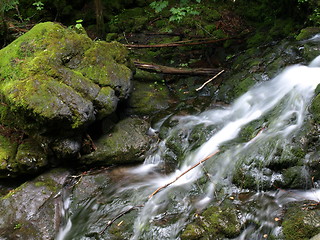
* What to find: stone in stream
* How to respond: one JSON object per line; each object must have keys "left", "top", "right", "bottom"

{"left": 0, "top": 168, "right": 70, "bottom": 239}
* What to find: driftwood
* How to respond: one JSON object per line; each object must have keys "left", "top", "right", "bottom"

{"left": 125, "top": 37, "right": 236, "bottom": 48}
{"left": 134, "top": 61, "right": 223, "bottom": 76}
{"left": 149, "top": 150, "right": 220, "bottom": 199}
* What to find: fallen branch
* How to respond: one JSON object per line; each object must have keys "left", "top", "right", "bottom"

{"left": 125, "top": 36, "right": 236, "bottom": 48}
{"left": 196, "top": 70, "right": 225, "bottom": 91}
{"left": 149, "top": 150, "right": 220, "bottom": 199}
{"left": 134, "top": 61, "right": 223, "bottom": 76}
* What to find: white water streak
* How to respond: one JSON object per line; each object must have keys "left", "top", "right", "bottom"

{"left": 132, "top": 62, "right": 320, "bottom": 239}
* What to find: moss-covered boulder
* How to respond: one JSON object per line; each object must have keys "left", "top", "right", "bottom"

{"left": 0, "top": 22, "right": 133, "bottom": 164}
{"left": 0, "top": 22, "right": 132, "bottom": 135}
{"left": 80, "top": 117, "right": 151, "bottom": 166}
{"left": 0, "top": 168, "right": 69, "bottom": 239}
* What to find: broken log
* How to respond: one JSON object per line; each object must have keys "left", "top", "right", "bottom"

{"left": 134, "top": 61, "right": 223, "bottom": 76}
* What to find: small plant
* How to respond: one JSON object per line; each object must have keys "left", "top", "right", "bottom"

{"left": 75, "top": 19, "right": 83, "bottom": 30}
{"left": 32, "top": 1, "right": 44, "bottom": 11}
{"left": 150, "top": 0, "right": 168, "bottom": 13}
{"left": 0, "top": 0, "right": 19, "bottom": 13}
{"left": 150, "top": 0, "right": 201, "bottom": 23}
{"left": 169, "top": 6, "right": 199, "bottom": 22}
{"left": 14, "top": 223, "right": 22, "bottom": 230}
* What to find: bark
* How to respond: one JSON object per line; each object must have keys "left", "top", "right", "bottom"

{"left": 134, "top": 61, "right": 223, "bottom": 76}
{"left": 94, "top": 0, "right": 105, "bottom": 38}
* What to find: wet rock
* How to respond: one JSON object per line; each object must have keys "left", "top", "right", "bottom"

{"left": 282, "top": 201, "right": 320, "bottom": 240}
{"left": 50, "top": 137, "right": 82, "bottom": 160}
{"left": 0, "top": 168, "right": 69, "bottom": 239}
{"left": 216, "top": 34, "right": 320, "bottom": 103}
{"left": 80, "top": 117, "right": 151, "bottom": 166}
{"left": 282, "top": 166, "right": 312, "bottom": 189}
{"left": 181, "top": 200, "right": 241, "bottom": 240}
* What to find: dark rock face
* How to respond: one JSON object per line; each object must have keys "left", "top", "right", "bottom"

{"left": 0, "top": 169, "right": 70, "bottom": 239}
{"left": 80, "top": 117, "right": 152, "bottom": 166}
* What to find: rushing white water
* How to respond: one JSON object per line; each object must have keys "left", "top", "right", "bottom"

{"left": 56, "top": 58, "right": 320, "bottom": 240}
{"left": 130, "top": 63, "right": 320, "bottom": 239}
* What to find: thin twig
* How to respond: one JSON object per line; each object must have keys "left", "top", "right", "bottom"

{"left": 99, "top": 205, "right": 143, "bottom": 234}
{"left": 196, "top": 70, "right": 225, "bottom": 91}
{"left": 148, "top": 150, "right": 220, "bottom": 199}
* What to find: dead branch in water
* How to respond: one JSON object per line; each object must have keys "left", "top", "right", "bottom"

{"left": 148, "top": 150, "right": 220, "bottom": 199}
{"left": 134, "top": 61, "right": 223, "bottom": 76}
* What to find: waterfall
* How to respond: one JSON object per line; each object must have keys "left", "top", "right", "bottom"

{"left": 56, "top": 58, "right": 320, "bottom": 240}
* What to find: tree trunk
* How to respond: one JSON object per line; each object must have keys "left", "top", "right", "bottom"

{"left": 94, "top": 0, "right": 105, "bottom": 39}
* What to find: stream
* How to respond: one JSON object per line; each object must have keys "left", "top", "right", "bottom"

{"left": 56, "top": 57, "right": 320, "bottom": 239}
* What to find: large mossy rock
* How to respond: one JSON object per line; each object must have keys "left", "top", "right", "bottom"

{"left": 0, "top": 168, "right": 69, "bottom": 239}
{"left": 0, "top": 22, "right": 133, "bottom": 135}
{"left": 80, "top": 117, "right": 151, "bottom": 166}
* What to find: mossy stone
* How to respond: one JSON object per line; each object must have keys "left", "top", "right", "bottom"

{"left": 128, "top": 81, "right": 170, "bottom": 115}
{"left": 80, "top": 117, "right": 151, "bottom": 166}
{"left": 181, "top": 202, "right": 241, "bottom": 240}
{"left": 282, "top": 201, "right": 320, "bottom": 240}
{"left": 311, "top": 94, "right": 320, "bottom": 124}
{"left": 0, "top": 22, "right": 133, "bottom": 135}
{"left": 296, "top": 27, "right": 320, "bottom": 41}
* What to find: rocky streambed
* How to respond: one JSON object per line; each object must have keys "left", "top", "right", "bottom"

{"left": 0, "top": 22, "right": 320, "bottom": 239}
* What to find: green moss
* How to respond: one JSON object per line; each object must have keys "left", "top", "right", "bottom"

{"left": 282, "top": 202, "right": 320, "bottom": 240}
{"left": 181, "top": 203, "right": 241, "bottom": 240}
{"left": 34, "top": 178, "right": 58, "bottom": 192}
{"left": 1, "top": 182, "right": 26, "bottom": 200}
{"left": 128, "top": 81, "right": 170, "bottom": 115}
{"left": 0, "top": 135, "right": 18, "bottom": 170}
{"left": 311, "top": 94, "right": 320, "bottom": 124}
{"left": 80, "top": 118, "right": 150, "bottom": 166}
{"left": 296, "top": 27, "right": 320, "bottom": 41}
{"left": 0, "top": 22, "right": 133, "bottom": 135}
{"left": 234, "top": 77, "right": 255, "bottom": 98}
{"left": 181, "top": 223, "right": 205, "bottom": 240}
